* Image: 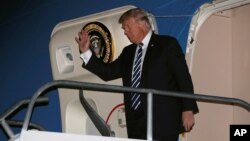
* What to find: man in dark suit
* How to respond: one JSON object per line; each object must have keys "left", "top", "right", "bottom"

{"left": 76, "top": 8, "right": 199, "bottom": 141}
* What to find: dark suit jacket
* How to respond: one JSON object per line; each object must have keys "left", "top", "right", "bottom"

{"left": 83, "top": 33, "right": 199, "bottom": 140}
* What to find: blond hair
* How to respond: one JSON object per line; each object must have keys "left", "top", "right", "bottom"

{"left": 118, "top": 8, "right": 151, "bottom": 30}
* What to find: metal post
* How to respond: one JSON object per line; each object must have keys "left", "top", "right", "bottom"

{"left": 147, "top": 92, "right": 153, "bottom": 141}
{"left": 1, "top": 120, "right": 14, "bottom": 138}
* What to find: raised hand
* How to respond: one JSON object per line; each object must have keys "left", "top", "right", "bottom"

{"left": 75, "top": 30, "right": 91, "bottom": 53}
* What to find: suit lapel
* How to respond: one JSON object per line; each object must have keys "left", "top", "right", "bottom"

{"left": 141, "top": 33, "right": 158, "bottom": 87}
{"left": 143, "top": 33, "right": 158, "bottom": 64}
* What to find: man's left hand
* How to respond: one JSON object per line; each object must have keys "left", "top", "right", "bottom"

{"left": 182, "top": 111, "right": 195, "bottom": 132}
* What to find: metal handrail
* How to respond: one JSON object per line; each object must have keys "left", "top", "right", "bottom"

{"left": 79, "top": 90, "right": 114, "bottom": 137}
{"left": 0, "top": 97, "right": 48, "bottom": 139}
{"left": 21, "top": 80, "right": 250, "bottom": 140}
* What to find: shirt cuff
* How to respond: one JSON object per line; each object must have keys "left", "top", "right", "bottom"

{"left": 80, "top": 49, "right": 92, "bottom": 65}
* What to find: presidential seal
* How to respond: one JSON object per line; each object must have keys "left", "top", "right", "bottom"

{"left": 82, "top": 22, "right": 114, "bottom": 63}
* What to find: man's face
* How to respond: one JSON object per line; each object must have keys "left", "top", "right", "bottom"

{"left": 121, "top": 17, "right": 143, "bottom": 44}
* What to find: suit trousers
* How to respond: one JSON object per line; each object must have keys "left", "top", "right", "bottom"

{"left": 127, "top": 108, "right": 178, "bottom": 141}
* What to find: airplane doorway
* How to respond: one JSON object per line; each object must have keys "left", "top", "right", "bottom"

{"left": 186, "top": 1, "right": 250, "bottom": 141}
